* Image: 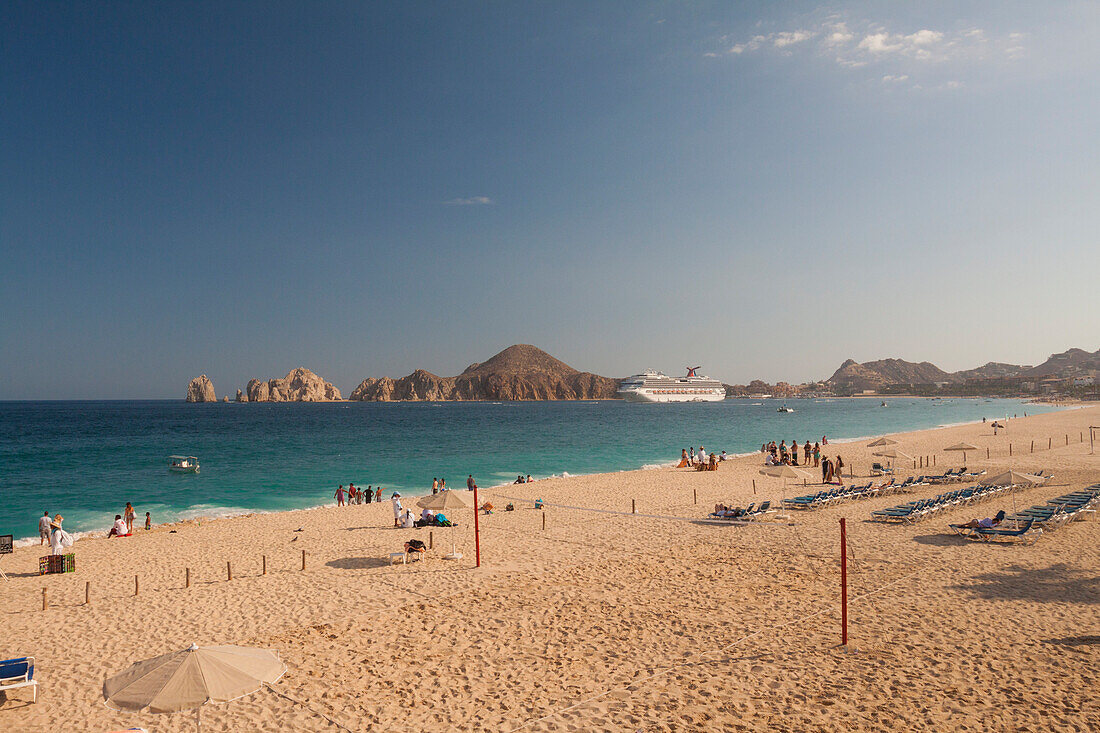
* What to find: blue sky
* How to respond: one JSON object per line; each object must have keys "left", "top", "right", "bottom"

{"left": 2, "top": 1, "right": 1098, "bottom": 398}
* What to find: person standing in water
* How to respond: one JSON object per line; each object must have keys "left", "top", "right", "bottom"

{"left": 124, "top": 502, "right": 136, "bottom": 533}
{"left": 334, "top": 485, "right": 347, "bottom": 506}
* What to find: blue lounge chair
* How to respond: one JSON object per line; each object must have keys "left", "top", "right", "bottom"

{"left": 0, "top": 656, "right": 36, "bottom": 703}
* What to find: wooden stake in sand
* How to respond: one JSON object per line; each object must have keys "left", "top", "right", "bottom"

{"left": 986, "top": 447, "right": 990, "bottom": 459}
{"left": 301, "top": 549, "right": 306, "bottom": 571}
{"left": 227, "top": 561, "right": 232, "bottom": 581}
{"left": 542, "top": 513, "right": 546, "bottom": 531}
{"left": 1031, "top": 440, "right": 1034, "bottom": 453}
{"left": 752, "top": 479, "right": 757, "bottom": 494}
{"left": 1048, "top": 437, "right": 1052, "bottom": 450}
{"left": 42, "top": 588, "right": 48, "bottom": 611}
{"left": 262, "top": 555, "right": 267, "bottom": 575}
{"left": 473, "top": 486, "right": 481, "bottom": 568}
{"left": 134, "top": 575, "right": 139, "bottom": 597}
{"left": 694, "top": 489, "right": 697, "bottom": 505}
{"left": 429, "top": 531, "right": 433, "bottom": 550}
{"left": 632, "top": 498, "right": 636, "bottom": 514}
{"left": 186, "top": 567, "right": 190, "bottom": 588}
{"left": 1009, "top": 443, "right": 1013, "bottom": 456}
{"left": 85, "top": 581, "right": 90, "bottom": 605}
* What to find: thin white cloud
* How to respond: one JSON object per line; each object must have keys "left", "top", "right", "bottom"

{"left": 773, "top": 30, "right": 815, "bottom": 48}
{"left": 710, "top": 17, "right": 1025, "bottom": 89}
{"left": 444, "top": 196, "right": 494, "bottom": 206}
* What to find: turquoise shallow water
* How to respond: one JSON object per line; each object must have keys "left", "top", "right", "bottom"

{"left": 0, "top": 398, "right": 1057, "bottom": 542}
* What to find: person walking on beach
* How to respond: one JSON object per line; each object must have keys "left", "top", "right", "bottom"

{"left": 375, "top": 487, "right": 382, "bottom": 502}
{"left": 791, "top": 441, "right": 799, "bottom": 465}
{"left": 39, "top": 511, "right": 51, "bottom": 545}
{"left": 432, "top": 478, "right": 439, "bottom": 494}
{"left": 467, "top": 474, "right": 477, "bottom": 491}
{"left": 124, "top": 502, "right": 136, "bottom": 533}
{"left": 144, "top": 512, "right": 151, "bottom": 530}
{"left": 834, "top": 455, "right": 844, "bottom": 484}
{"left": 813, "top": 442, "right": 821, "bottom": 467}
{"left": 391, "top": 492, "right": 403, "bottom": 528}
{"left": 334, "top": 485, "right": 347, "bottom": 507}
{"left": 822, "top": 457, "right": 831, "bottom": 484}
{"left": 804, "top": 441, "right": 812, "bottom": 465}
{"left": 365, "top": 485, "right": 373, "bottom": 504}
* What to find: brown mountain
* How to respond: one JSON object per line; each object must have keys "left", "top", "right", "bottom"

{"left": 246, "top": 368, "right": 342, "bottom": 402}
{"left": 827, "top": 358, "right": 951, "bottom": 392}
{"left": 348, "top": 345, "right": 620, "bottom": 401}
{"left": 1022, "top": 347, "right": 1100, "bottom": 377}
{"left": 825, "top": 346, "right": 1099, "bottom": 393}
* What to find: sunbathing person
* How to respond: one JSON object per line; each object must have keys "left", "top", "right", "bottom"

{"left": 712, "top": 503, "right": 745, "bottom": 518}
{"left": 958, "top": 510, "right": 1006, "bottom": 529}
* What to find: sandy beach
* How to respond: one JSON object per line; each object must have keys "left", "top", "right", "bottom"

{"left": 2, "top": 405, "right": 1099, "bottom": 731}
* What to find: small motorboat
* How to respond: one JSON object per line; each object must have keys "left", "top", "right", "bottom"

{"left": 167, "top": 455, "right": 200, "bottom": 474}
{"left": 777, "top": 404, "right": 794, "bottom": 413}
{"left": 881, "top": 401, "right": 888, "bottom": 407}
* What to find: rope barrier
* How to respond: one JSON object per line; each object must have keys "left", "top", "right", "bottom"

{"left": 481, "top": 490, "right": 789, "bottom": 527}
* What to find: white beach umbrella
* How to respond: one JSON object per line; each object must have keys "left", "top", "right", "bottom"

{"left": 759, "top": 465, "right": 813, "bottom": 504}
{"left": 416, "top": 490, "right": 469, "bottom": 559}
{"left": 867, "top": 437, "right": 899, "bottom": 447}
{"left": 982, "top": 470, "right": 1044, "bottom": 488}
{"left": 104, "top": 644, "right": 285, "bottom": 731}
{"left": 944, "top": 442, "right": 980, "bottom": 464}
{"left": 872, "top": 448, "right": 914, "bottom": 469}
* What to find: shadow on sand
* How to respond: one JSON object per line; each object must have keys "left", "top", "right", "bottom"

{"left": 951, "top": 563, "right": 1100, "bottom": 604}
{"left": 912, "top": 533, "right": 967, "bottom": 547}
{"left": 325, "top": 556, "right": 391, "bottom": 570}
{"left": 1043, "top": 635, "right": 1100, "bottom": 647}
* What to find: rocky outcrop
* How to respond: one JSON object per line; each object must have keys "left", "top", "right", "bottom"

{"left": 827, "top": 358, "right": 951, "bottom": 393}
{"left": 221, "top": 396, "right": 229, "bottom": 402}
{"left": 186, "top": 375, "right": 217, "bottom": 402}
{"left": 349, "top": 345, "right": 620, "bottom": 401}
{"left": 236, "top": 389, "right": 247, "bottom": 403}
{"left": 246, "top": 368, "right": 342, "bottom": 402}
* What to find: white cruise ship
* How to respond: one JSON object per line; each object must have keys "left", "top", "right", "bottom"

{"left": 618, "top": 367, "right": 726, "bottom": 403}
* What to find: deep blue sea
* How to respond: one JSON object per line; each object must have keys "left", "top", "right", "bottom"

{"left": 0, "top": 398, "right": 1057, "bottom": 543}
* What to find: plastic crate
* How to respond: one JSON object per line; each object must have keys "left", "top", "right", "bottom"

{"left": 39, "top": 554, "right": 75, "bottom": 575}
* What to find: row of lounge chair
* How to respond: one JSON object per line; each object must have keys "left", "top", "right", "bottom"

{"left": 783, "top": 477, "right": 925, "bottom": 510}
{"left": 870, "top": 480, "right": 1021, "bottom": 524}
{"left": 708, "top": 501, "right": 773, "bottom": 521}
{"left": 950, "top": 484, "right": 1100, "bottom": 543}
{"left": 922, "top": 467, "right": 989, "bottom": 484}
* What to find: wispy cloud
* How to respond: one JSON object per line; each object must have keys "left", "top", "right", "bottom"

{"left": 710, "top": 16, "right": 1025, "bottom": 89}
{"left": 444, "top": 196, "right": 494, "bottom": 206}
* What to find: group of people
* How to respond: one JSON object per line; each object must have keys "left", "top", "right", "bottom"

{"left": 334, "top": 484, "right": 384, "bottom": 506}
{"left": 512, "top": 475, "right": 534, "bottom": 484}
{"left": 762, "top": 439, "right": 827, "bottom": 467}
{"left": 679, "top": 446, "right": 729, "bottom": 468}
{"left": 106, "top": 501, "right": 151, "bottom": 537}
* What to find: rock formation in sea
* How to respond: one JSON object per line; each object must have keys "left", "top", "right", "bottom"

{"left": 235, "top": 388, "right": 247, "bottom": 402}
{"left": 246, "top": 368, "right": 342, "bottom": 402}
{"left": 185, "top": 375, "right": 217, "bottom": 402}
{"left": 349, "top": 344, "right": 620, "bottom": 401}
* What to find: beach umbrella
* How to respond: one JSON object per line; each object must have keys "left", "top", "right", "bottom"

{"left": 416, "top": 490, "right": 469, "bottom": 559}
{"left": 104, "top": 644, "right": 285, "bottom": 731}
{"left": 982, "top": 470, "right": 1044, "bottom": 488}
{"left": 944, "top": 442, "right": 980, "bottom": 464}
{"left": 867, "top": 437, "right": 899, "bottom": 447}
{"left": 759, "top": 465, "right": 813, "bottom": 504}
{"left": 872, "top": 448, "right": 914, "bottom": 469}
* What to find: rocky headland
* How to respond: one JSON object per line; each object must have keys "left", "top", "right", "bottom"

{"left": 185, "top": 375, "right": 217, "bottom": 402}
{"left": 246, "top": 368, "right": 342, "bottom": 402}
{"left": 349, "top": 344, "right": 620, "bottom": 401}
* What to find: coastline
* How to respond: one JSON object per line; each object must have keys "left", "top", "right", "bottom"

{"left": 2, "top": 404, "right": 1099, "bottom": 730}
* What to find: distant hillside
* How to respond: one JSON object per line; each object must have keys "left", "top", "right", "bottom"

{"left": 348, "top": 345, "right": 621, "bottom": 401}
{"left": 824, "top": 347, "right": 1099, "bottom": 393}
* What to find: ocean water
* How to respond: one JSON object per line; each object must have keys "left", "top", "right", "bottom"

{"left": 0, "top": 398, "right": 1058, "bottom": 542}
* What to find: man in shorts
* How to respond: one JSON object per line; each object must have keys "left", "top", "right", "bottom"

{"left": 39, "top": 511, "right": 51, "bottom": 545}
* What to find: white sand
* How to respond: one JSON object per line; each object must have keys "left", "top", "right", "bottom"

{"left": 2, "top": 405, "right": 1099, "bottom": 731}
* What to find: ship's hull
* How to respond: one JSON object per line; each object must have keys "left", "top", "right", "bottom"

{"left": 619, "top": 388, "right": 725, "bottom": 403}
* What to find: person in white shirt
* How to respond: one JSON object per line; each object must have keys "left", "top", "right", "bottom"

{"left": 108, "top": 515, "right": 128, "bottom": 538}
{"left": 401, "top": 509, "right": 415, "bottom": 529}
{"left": 420, "top": 508, "right": 435, "bottom": 524}
{"left": 39, "top": 511, "right": 52, "bottom": 545}
{"left": 391, "top": 493, "right": 403, "bottom": 528}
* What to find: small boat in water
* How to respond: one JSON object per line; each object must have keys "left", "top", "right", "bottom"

{"left": 168, "top": 455, "right": 200, "bottom": 474}
{"left": 777, "top": 404, "right": 794, "bottom": 413}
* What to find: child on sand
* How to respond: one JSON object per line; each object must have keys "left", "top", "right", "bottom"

{"left": 144, "top": 512, "right": 151, "bottom": 530}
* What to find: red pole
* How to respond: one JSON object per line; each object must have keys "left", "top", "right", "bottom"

{"left": 473, "top": 486, "right": 481, "bottom": 568}
{"left": 840, "top": 518, "right": 848, "bottom": 647}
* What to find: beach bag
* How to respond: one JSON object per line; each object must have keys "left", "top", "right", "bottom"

{"left": 407, "top": 539, "right": 425, "bottom": 551}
